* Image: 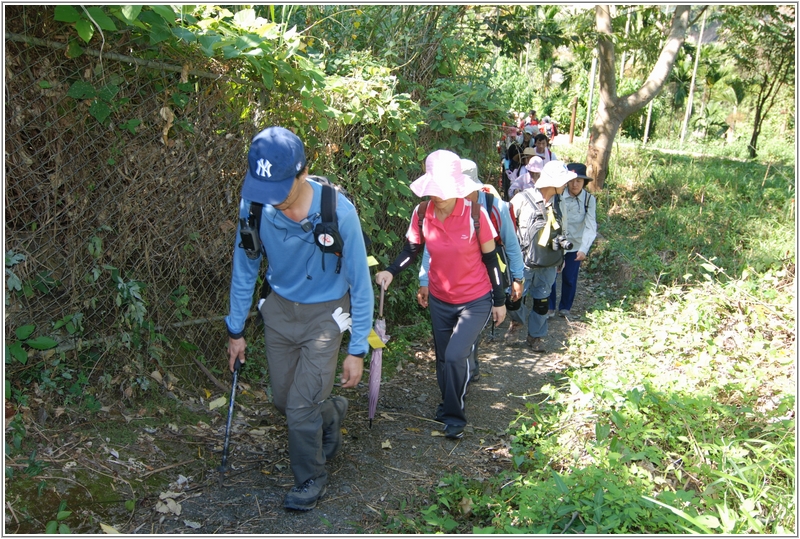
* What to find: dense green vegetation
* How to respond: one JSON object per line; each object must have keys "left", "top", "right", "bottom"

{"left": 381, "top": 145, "right": 795, "bottom": 534}
{"left": 6, "top": 5, "right": 795, "bottom": 533}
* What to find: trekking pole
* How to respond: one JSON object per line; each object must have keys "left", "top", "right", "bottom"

{"left": 218, "top": 357, "right": 241, "bottom": 488}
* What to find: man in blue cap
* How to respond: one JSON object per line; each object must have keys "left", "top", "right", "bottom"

{"left": 225, "top": 126, "right": 373, "bottom": 511}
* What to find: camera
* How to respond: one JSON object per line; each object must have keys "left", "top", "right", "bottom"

{"left": 552, "top": 235, "right": 573, "bottom": 251}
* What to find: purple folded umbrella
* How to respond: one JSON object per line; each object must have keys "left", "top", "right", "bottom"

{"left": 369, "top": 287, "right": 390, "bottom": 427}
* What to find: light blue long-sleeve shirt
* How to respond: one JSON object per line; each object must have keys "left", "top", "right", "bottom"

{"left": 558, "top": 189, "right": 597, "bottom": 255}
{"left": 225, "top": 179, "right": 373, "bottom": 357}
{"left": 419, "top": 190, "right": 524, "bottom": 287}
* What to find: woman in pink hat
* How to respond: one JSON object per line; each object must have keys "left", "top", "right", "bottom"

{"left": 375, "top": 150, "right": 507, "bottom": 440}
{"left": 508, "top": 154, "right": 543, "bottom": 198}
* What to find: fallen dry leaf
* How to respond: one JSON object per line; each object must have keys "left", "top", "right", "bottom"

{"left": 405, "top": 427, "right": 420, "bottom": 433}
{"left": 380, "top": 413, "right": 396, "bottom": 421}
{"left": 459, "top": 496, "right": 474, "bottom": 515}
{"left": 155, "top": 498, "right": 181, "bottom": 516}
{"left": 99, "top": 522, "right": 121, "bottom": 534}
{"left": 381, "top": 440, "right": 392, "bottom": 449}
{"left": 431, "top": 431, "right": 445, "bottom": 437}
{"left": 208, "top": 396, "right": 226, "bottom": 411}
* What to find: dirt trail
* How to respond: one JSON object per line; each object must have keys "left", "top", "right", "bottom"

{"left": 127, "top": 277, "right": 596, "bottom": 535}
{"left": 4, "top": 277, "right": 599, "bottom": 535}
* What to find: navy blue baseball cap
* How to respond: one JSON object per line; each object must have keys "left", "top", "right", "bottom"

{"left": 241, "top": 127, "right": 307, "bottom": 205}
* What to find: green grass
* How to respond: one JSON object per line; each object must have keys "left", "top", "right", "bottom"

{"left": 597, "top": 148, "right": 794, "bottom": 295}
{"left": 381, "top": 145, "right": 796, "bottom": 534}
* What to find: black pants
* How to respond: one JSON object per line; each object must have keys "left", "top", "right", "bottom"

{"left": 428, "top": 292, "right": 492, "bottom": 428}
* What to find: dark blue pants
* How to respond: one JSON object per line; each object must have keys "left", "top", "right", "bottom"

{"left": 429, "top": 292, "right": 492, "bottom": 429}
{"left": 549, "top": 251, "right": 582, "bottom": 312}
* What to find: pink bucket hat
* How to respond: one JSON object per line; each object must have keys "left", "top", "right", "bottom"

{"left": 410, "top": 150, "right": 478, "bottom": 199}
{"left": 526, "top": 155, "right": 544, "bottom": 173}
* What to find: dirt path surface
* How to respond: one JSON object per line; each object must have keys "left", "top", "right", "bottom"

{"left": 129, "top": 277, "right": 597, "bottom": 535}
{"left": 5, "top": 277, "right": 600, "bottom": 535}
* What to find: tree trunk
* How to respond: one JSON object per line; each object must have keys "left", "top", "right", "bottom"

{"left": 586, "top": 5, "right": 690, "bottom": 191}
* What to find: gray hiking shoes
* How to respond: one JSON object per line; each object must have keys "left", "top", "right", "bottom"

{"left": 322, "top": 396, "right": 348, "bottom": 461}
{"left": 284, "top": 476, "right": 328, "bottom": 511}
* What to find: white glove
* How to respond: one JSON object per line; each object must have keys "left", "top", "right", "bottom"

{"left": 332, "top": 307, "right": 352, "bottom": 333}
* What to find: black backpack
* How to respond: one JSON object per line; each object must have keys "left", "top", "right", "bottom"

{"left": 239, "top": 176, "right": 370, "bottom": 303}
{"left": 482, "top": 192, "right": 512, "bottom": 291}
{"left": 516, "top": 191, "right": 565, "bottom": 268}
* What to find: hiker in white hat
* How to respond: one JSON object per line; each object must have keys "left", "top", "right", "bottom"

{"left": 508, "top": 160, "right": 575, "bottom": 351}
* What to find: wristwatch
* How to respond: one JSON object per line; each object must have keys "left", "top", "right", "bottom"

{"left": 513, "top": 277, "right": 524, "bottom": 284}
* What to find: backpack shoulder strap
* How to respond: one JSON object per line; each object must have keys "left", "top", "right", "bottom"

{"left": 484, "top": 192, "right": 503, "bottom": 245}
{"left": 249, "top": 202, "right": 265, "bottom": 254}
{"left": 584, "top": 191, "right": 594, "bottom": 214}
{"left": 521, "top": 190, "right": 537, "bottom": 212}
{"left": 320, "top": 182, "right": 337, "bottom": 224}
{"left": 470, "top": 198, "right": 481, "bottom": 239}
{"left": 552, "top": 194, "right": 563, "bottom": 220}
{"left": 417, "top": 200, "right": 428, "bottom": 243}
{"left": 484, "top": 192, "right": 494, "bottom": 215}
{"left": 248, "top": 202, "right": 272, "bottom": 300}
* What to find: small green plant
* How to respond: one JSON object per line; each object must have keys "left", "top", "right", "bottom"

{"left": 45, "top": 500, "right": 72, "bottom": 534}
{"left": 52, "top": 312, "right": 84, "bottom": 336}
{"left": 170, "top": 286, "right": 192, "bottom": 320}
{"left": 5, "top": 414, "right": 27, "bottom": 461}
{"left": 6, "top": 324, "right": 58, "bottom": 365}
{"left": 5, "top": 249, "right": 25, "bottom": 304}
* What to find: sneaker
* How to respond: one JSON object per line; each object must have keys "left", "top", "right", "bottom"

{"left": 526, "top": 335, "right": 546, "bottom": 353}
{"left": 504, "top": 322, "right": 523, "bottom": 343}
{"left": 558, "top": 310, "right": 570, "bottom": 318}
{"left": 322, "top": 396, "right": 348, "bottom": 461}
{"left": 443, "top": 424, "right": 464, "bottom": 439}
{"left": 546, "top": 310, "right": 556, "bottom": 319}
{"left": 284, "top": 476, "right": 328, "bottom": 511}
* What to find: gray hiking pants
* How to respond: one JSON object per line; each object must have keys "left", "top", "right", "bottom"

{"left": 508, "top": 267, "right": 533, "bottom": 326}
{"left": 429, "top": 292, "right": 492, "bottom": 428}
{"left": 260, "top": 291, "right": 349, "bottom": 487}
{"left": 527, "top": 266, "right": 557, "bottom": 338}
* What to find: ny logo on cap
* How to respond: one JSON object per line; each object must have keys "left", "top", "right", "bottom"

{"left": 256, "top": 158, "right": 273, "bottom": 178}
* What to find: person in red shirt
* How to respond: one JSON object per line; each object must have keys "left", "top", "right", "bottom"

{"left": 375, "top": 150, "right": 507, "bottom": 440}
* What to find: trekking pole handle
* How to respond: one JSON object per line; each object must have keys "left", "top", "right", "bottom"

{"left": 379, "top": 285, "right": 385, "bottom": 319}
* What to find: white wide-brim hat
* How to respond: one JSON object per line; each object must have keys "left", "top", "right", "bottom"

{"left": 410, "top": 150, "right": 479, "bottom": 199}
{"left": 536, "top": 160, "right": 576, "bottom": 189}
{"left": 459, "top": 158, "right": 483, "bottom": 187}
